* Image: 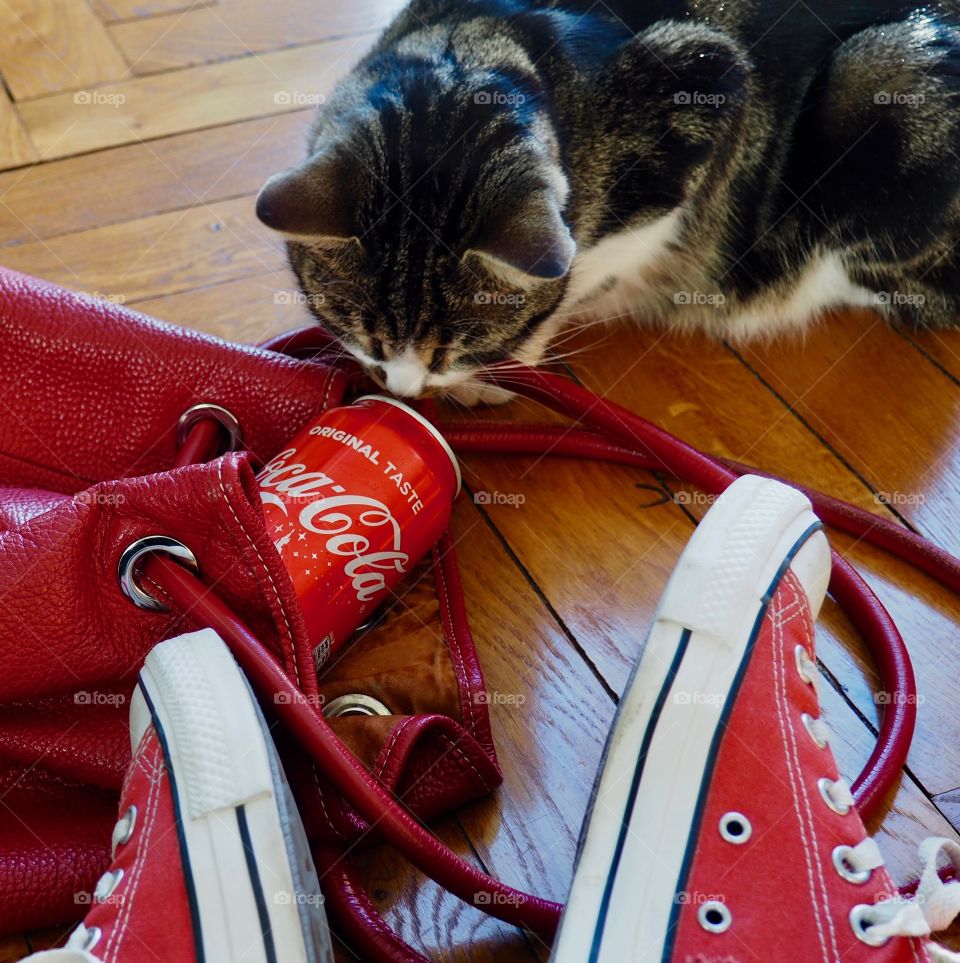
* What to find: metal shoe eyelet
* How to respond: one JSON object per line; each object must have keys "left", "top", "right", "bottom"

{"left": 176, "top": 403, "right": 243, "bottom": 454}
{"left": 850, "top": 904, "right": 890, "bottom": 946}
{"left": 94, "top": 868, "right": 124, "bottom": 903}
{"left": 697, "top": 900, "right": 732, "bottom": 934}
{"left": 832, "top": 845, "right": 873, "bottom": 885}
{"left": 802, "top": 712, "right": 829, "bottom": 749}
{"left": 818, "top": 777, "right": 852, "bottom": 815}
{"left": 322, "top": 694, "right": 391, "bottom": 718}
{"left": 68, "top": 924, "right": 102, "bottom": 952}
{"left": 718, "top": 812, "right": 752, "bottom": 845}
{"left": 794, "top": 644, "right": 817, "bottom": 685}
{"left": 112, "top": 805, "right": 137, "bottom": 855}
{"left": 118, "top": 536, "right": 199, "bottom": 611}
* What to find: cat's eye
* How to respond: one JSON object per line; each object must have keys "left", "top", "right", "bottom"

{"left": 369, "top": 338, "right": 385, "bottom": 361}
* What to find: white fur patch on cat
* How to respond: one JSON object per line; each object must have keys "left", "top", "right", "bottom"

{"left": 564, "top": 209, "right": 683, "bottom": 309}
{"left": 725, "top": 252, "right": 877, "bottom": 339}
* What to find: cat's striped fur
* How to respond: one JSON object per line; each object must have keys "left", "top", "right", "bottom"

{"left": 257, "top": 0, "right": 960, "bottom": 401}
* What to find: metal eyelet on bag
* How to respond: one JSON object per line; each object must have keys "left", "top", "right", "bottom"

{"left": 176, "top": 403, "right": 243, "bottom": 454}
{"left": 323, "top": 694, "right": 391, "bottom": 718}
{"left": 718, "top": 812, "right": 752, "bottom": 845}
{"left": 118, "top": 536, "right": 199, "bottom": 611}
{"left": 850, "top": 904, "right": 890, "bottom": 946}
{"left": 832, "top": 845, "right": 873, "bottom": 885}
{"left": 697, "top": 901, "right": 732, "bottom": 934}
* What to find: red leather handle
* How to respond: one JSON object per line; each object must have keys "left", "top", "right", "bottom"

{"left": 233, "top": 327, "right": 940, "bottom": 951}
{"left": 144, "top": 553, "right": 563, "bottom": 936}
{"left": 438, "top": 419, "right": 923, "bottom": 816}
{"left": 476, "top": 362, "right": 919, "bottom": 819}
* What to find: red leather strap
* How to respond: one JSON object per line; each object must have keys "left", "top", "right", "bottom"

{"left": 172, "top": 419, "right": 225, "bottom": 470}
{"left": 143, "top": 552, "right": 563, "bottom": 935}
{"left": 475, "top": 363, "right": 920, "bottom": 820}
{"left": 176, "top": 328, "right": 949, "bottom": 945}
{"left": 314, "top": 846, "right": 429, "bottom": 963}
{"left": 441, "top": 422, "right": 960, "bottom": 595}
{"left": 440, "top": 419, "right": 923, "bottom": 818}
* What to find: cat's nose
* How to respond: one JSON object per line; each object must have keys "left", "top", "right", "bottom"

{"left": 381, "top": 349, "right": 429, "bottom": 397}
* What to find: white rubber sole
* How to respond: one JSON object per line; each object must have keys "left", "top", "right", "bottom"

{"left": 132, "top": 628, "right": 334, "bottom": 963}
{"left": 550, "top": 475, "right": 830, "bottom": 963}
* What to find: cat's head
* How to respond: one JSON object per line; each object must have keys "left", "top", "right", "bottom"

{"left": 256, "top": 51, "right": 573, "bottom": 397}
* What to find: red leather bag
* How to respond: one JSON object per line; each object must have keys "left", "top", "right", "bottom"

{"left": 0, "top": 269, "right": 500, "bottom": 938}
{"left": 0, "top": 267, "right": 956, "bottom": 961}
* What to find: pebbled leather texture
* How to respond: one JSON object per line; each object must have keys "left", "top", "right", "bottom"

{"left": 0, "top": 778, "right": 116, "bottom": 934}
{"left": 0, "top": 268, "right": 348, "bottom": 489}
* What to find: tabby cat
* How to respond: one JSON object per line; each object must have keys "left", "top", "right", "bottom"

{"left": 256, "top": 0, "right": 960, "bottom": 403}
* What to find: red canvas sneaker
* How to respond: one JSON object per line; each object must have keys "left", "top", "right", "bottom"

{"left": 551, "top": 474, "right": 960, "bottom": 963}
{"left": 27, "top": 628, "right": 333, "bottom": 963}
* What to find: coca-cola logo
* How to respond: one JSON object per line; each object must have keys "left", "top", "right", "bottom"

{"left": 258, "top": 449, "right": 409, "bottom": 602}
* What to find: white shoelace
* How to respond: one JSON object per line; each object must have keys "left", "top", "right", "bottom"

{"left": 857, "top": 837, "right": 960, "bottom": 958}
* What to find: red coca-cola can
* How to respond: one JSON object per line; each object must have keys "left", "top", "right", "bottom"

{"left": 257, "top": 395, "right": 461, "bottom": 670}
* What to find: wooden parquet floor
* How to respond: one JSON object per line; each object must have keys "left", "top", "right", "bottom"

{"left": 1, "top": 2, "right": 960, "bottom": 960}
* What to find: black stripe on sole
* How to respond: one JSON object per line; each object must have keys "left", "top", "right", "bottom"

{"left": 237, "top": 804, "right": 279, "bottom": 963}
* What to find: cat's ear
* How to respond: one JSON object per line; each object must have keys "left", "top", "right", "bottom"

{"left": 255, "top": 153, "right": 359, "bottom": 244}
{"left": 465, "top": 192, "right": 575, "bottom": 284}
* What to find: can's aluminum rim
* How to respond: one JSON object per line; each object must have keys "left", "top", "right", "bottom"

{"left": 354, "top": 394, "right": 462, "bottom": 496}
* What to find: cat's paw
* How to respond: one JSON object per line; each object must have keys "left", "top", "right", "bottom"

{"left": 443, "top": 381, "right": 516, "bottom": 407}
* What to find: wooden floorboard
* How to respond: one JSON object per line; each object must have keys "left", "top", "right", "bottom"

{"left": 108, "top": 0, "right": 407, "bottom": 75}
{"left": 1, "top": 0, "right": 959, "bottom": 959}
{"left": 0, "top": 110, "right": 314, "bottom": 246}
{"left": 92, "top": 0, "right": 216, "bottom": 22}
{"left": 0, "top": 90, "right": 36, "bottom": 171}
{"left": 0, "top": 0, "right": 128, "bottom": 100}
{"left": 18, "top": 33, "right": 376, "bottom": 160}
